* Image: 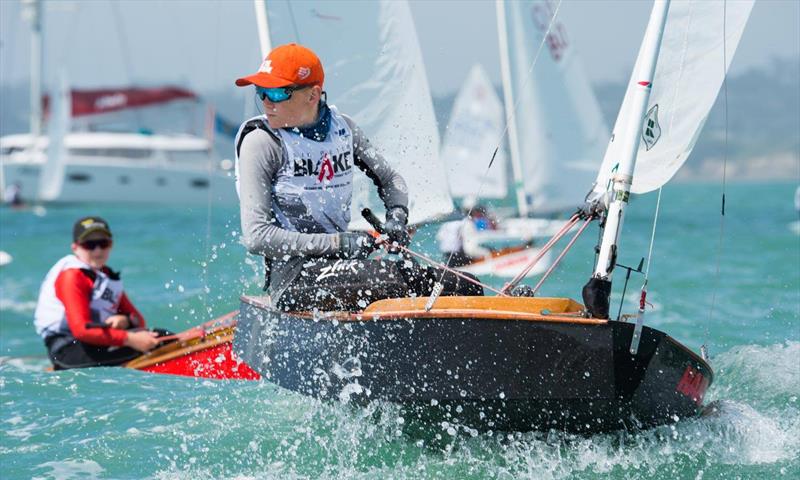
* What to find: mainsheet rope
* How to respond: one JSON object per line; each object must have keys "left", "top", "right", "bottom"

{"left": 372, "top": 236, "right": 508, "bottom": 297}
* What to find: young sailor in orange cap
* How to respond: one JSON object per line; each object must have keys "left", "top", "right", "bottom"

{"left": 234, "top": 43, "right": 417, "bottom": 310}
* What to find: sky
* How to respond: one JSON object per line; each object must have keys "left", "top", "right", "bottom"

{"left": 0, "top": 0, "right": 798, "bottom": 97}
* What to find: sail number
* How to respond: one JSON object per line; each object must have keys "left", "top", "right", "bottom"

{"left": 530, "top": 1, "right": 569, "bottom": 62}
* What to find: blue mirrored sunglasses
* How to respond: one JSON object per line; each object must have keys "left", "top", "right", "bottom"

{"left": 256, "top": 85, "right": 306, "bottom": 103}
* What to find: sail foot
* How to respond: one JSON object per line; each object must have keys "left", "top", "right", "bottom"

{"left": 582, "top": 276, "right": 612, "bottom": 319}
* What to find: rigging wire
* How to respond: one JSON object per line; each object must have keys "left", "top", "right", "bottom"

{"left": 200, "top": 0, "right": 224, "bottom": 321}
{"left": 631, "top": 0, "right": 697, "bottom": 321}
{"left": 433, "top": 0, "right": 564, "bottom": 301}
{"left": 705, "top": 0, "right": 730, "bottom": 360}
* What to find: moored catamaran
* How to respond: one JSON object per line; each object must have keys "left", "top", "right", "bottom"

{"left": 128, "top": 0, "right": 753, "bottom": 434}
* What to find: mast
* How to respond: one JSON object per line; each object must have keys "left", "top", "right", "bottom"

{"left": 253, "top": 0, "right": 272, "bottom": 58}
{"left": 495, "top": 0, "right": 529, "bottom": 217}
{"left": 23, "top": 0, "right": 43, "bottom": 138}
{"left": 585, "top": 0, "right": 670, "bottom": 317}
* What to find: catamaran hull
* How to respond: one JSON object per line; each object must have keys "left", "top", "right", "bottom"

{"left": 235, "top": 298, "right": 712, "bottom": 434}
{"left": 1, "top": 162, "right": 237, "bottom": 205}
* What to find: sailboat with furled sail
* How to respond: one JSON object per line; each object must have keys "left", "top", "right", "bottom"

{"left": 132, "top": 0, "right": 754, "bottom": 435}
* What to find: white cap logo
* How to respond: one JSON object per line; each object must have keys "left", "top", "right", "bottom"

{"left": 297, "top": 66, "right": 311, "bottom": 80}
{"left": 258, "top": 59, "right": 273, "bottom": 74}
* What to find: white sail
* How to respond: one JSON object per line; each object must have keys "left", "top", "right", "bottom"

{"left": 441, "top": 64, "right": 507, "bottom": 200}
{"left": 595, "top": 0, "right": 754, "bottom": 195}
{"left": 38, "top": 72, "right": 71, "bottom": 202}
{"left": 264, "top": 0, "right": 452, "bottom": 227}
{"left": 500, "top": 0, "right": 609, "bottom": 214}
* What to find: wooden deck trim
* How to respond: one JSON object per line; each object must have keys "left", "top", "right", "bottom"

{"left": 124, "top": 327, "right": 235, "bottom": 370}
{"left": 363, "top": 296, "right": 585, "bottom": 314}
{"left": 350, "top": 309, "right": 606, "bottom": 325}
{"left": 240, "top": 295, "right": 603, "bottom": 325}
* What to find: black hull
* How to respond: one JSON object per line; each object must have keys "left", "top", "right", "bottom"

{"left": 234, "top": 298, "right": 713, "bottom": 434}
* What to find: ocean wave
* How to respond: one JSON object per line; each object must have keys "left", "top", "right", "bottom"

{"left": 0, "top": 298, "right": 36, "bottom": 314}
{"left": 33, "top": 460, "right": 105, "bottom": 480}
{"left": 709, "top": 341, "right": 800, "bottom": 406}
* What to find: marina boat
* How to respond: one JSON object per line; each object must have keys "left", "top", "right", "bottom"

{"left": 436, "top": 1, "right": 610, "bottom": 277}
{"left": 0, "top": 87, "right": 237, "bottom": 205}
{"left": 0, "top": 0, "right": 236, "bottom": 205}
{"left": 229, "top": 0, "right": 754, "bottom": 434}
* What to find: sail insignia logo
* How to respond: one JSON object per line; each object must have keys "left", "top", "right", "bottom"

{"left": 642, "top": 104, "right": 661, "bottom": 151}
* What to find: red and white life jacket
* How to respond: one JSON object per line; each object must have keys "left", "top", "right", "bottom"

{"left": 34, "top": 255, "right": 124, "bottom": 339}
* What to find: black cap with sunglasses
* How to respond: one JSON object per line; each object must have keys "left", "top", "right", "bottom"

{"left": 73, "top": 216, "right": 113, "bottom": 243}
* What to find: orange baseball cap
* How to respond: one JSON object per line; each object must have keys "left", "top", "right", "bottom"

{"left": 235, "top": 43, "right": 324, "bottom": 89}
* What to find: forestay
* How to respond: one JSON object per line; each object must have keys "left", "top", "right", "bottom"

{"left": 594, "top": 0, "right": 754, "bottom": 195}
{"left": 264, "top": 0, "right": 452, "bottom": 227}
{"left": 441, "top": 64, "right": 508, "bottom": 200}
{"left": 499, "top": 0, "right": 608, "bottom": 214}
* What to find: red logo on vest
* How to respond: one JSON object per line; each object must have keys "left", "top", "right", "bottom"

{"left": 318, "top": 153, "right": 334, "bottom": 182}
{"left": 675, "top": 365, "right": 709, "bottom": 406}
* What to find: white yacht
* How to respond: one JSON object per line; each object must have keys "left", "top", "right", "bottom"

{"left": 1, "top": 0, "right": 236, "bottom": 206}
{"left": 1, "top": 129, "right": 236, "bottom": 205}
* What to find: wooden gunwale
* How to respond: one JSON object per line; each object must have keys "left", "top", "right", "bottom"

{"left": 124, "top": 326, "right": 235, "bottom": 370}
{"left": 240, "top": 295, "right": 605, "bottom": 325}
{"left": 663, "top": 334, "right": 714, "bottom": 375}
{"left": 341, "top": 309, "right": 606, "bottom": 324}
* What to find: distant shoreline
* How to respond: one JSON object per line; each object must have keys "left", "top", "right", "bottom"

{"left": 674, "top": 151, "right": 799, "bottom": 183}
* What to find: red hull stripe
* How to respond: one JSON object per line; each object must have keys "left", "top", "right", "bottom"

{"left": 140, "top": 342, "right": 260, "bottom": 380}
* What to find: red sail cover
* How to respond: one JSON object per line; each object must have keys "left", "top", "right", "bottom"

{"left": 44, "top": 87, "right": 197, "bottom": 117}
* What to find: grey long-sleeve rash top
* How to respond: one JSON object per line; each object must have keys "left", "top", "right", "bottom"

{"left": 237, "top": 114, "right": 408, "bottom": 297}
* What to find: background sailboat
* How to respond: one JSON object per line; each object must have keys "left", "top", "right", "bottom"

{"left": 435, "top": 0, "right": 609, "bottom": 277}
{"left": 441, "top": 63, "right": 508, "bottom": 204}
{"left": 437, "top": 63, "right": 550, "bottom": 276}
{"left": 0, "top": 0, "right": 237, "bottom": 206}
{"left": 496, "top": 0, "right": 609, "bottom": 218}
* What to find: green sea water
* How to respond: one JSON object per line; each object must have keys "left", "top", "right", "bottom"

{"left": 0, "top": 182, "right": 798, "bottom": 479}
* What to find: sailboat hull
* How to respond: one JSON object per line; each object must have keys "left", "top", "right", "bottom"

{"left": 235, "top": 296, "right": 712, "bottom": 433}
{"left": 458, "top": 246, "right": 551, "bottom": 278}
